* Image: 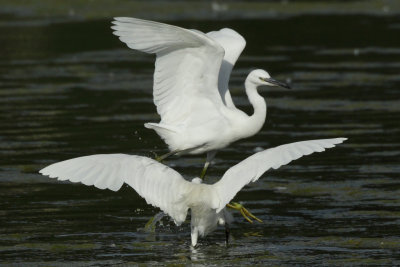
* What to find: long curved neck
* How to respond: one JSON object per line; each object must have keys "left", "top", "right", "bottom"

{"left": 244, "top": 78, "right": 267, "bottom": 136}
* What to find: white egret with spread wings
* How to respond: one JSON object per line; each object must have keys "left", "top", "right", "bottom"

{"left": 40, "top": 138, "right": 346, "bottom": 247}
{"left": 111, "top": 17, "right": 291, "bottom": 178}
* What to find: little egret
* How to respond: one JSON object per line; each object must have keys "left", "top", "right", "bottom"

{"left": 40, "top": 138, "right": 346, "bottom": 247}
{"left": 111, "top": 17, "right": 291, "bottom": 178}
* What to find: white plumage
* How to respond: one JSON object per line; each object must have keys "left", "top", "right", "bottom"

{"left": 111, "top": 17, "right": 291, "bottom": 175}
{"left": 40, "top": 137, "right": 346, "bottom": 246}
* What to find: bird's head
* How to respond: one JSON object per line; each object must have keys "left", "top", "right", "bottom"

{"left": 247, "top": 69, "right": 291, "bottom": 89}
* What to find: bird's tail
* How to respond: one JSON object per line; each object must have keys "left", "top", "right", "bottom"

{"left": 144, "top": 123, "right": 178, "bottom": 133}
{"left": 144, "top": 123, "right": 181, "bottom": 150}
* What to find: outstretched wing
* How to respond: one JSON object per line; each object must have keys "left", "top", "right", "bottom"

{"left": 40, "top": 154, "right": 194, "bottom": 225}
{"left": 213, "top": 138, "right": 347, "bottom": 212}
{"left": 111, "top": 17, "right": 225, "bottom": 124}
{"left": 207, "top": 28, "right": 246, "bottom": 108}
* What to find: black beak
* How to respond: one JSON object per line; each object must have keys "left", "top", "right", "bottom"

{"left": 262, "top": 77, "right": 291, "bottom": 89}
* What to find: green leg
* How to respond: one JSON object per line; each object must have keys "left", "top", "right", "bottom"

{"left": 143, "top": 212, "right": 166, "bottom": 233}
{"left": 200, "top": 150, "right": 217, "bottom": 180}
{"left": 200, "top": 161, "right": 210, "bottom": 179}
{"left": 153, "top": 149, "right": 180, "bottom": 162}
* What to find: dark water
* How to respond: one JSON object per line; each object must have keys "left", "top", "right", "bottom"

{"left": 1, "top": 1, "right": 400, "bottom": 266}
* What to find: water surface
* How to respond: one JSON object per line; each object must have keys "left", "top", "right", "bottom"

{"left": 1, "top": 1, "right": 399, "bottom": 265}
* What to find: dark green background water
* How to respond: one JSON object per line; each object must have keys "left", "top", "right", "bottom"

{"left": 1, "top": 1, "right": 399, "bottom": 265}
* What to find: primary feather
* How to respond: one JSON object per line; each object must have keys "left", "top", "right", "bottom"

{"left": 112, "top": 17, "right": 225, "bottom": 125}
{"left": 213, "top": 138, "right": 347, "bottom": 212}
{"left": 206, "top": 28, "right": 246, "bottom": 108}
{"left": 40, "top": 154, "right": 194, "bottom": 225}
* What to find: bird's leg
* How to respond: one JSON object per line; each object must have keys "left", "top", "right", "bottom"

{"left": 143, "top": 212, "right": 165, "bottom": 233}
{"left": 225, "top": 223, "right": 230, "bottom": 246}
{"left": 200, "top": 150, "right": 217, "bottom": 179}
{"left": 200, "top": 161, "right": 210, "bottom": 179}
{"left": 154, "top": 147, "right": 200, "bottom": 162}
{"left": 226, "top": 202, "right": 262, "bottom": 223}
{"left": 153, "top": 149, "right": 180, "bottom": 162}
{"left": 191, "top": 226, "right": 199, "bottom": 247}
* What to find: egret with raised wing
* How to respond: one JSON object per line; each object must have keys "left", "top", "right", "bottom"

{"left": 40, "top": 138, "right": 346, "bottom": 247}
{"left": 111, "top": 17, "right": 291, "bottom": 179}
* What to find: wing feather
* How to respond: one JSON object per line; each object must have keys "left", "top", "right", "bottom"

{"left": 81, "top": 165, "right": 105, "bottom": 186}
{"left": 40, "top": 154, "right": 195, "bottom": 225}
{"left": 207, "top": 28, "right": 246, "bottom": 108}
{"left": 112, "top": 17, "right": 225, "bottom": 124}
{"left": 213, "top": 138, "right": 347, "bottom": 212}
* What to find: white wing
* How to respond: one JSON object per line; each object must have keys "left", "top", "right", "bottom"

{"left": 207, "top": 28, "right": 246, "bottom": 108}
{"left": 111, "top": 17, "right": 225, "bottom": 124}
{"left": 213, "top": 138, "right": 347, "bottom": 212}
{"left": 39, "top": 154, "right": 194, "bottom": 225}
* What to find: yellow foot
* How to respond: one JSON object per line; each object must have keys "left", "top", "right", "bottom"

{"left": 226, "top": 202, "right": 263, "bottom": 223}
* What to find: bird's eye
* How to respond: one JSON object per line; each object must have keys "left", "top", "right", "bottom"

{"left": 259, "top": 77, "right": 264, "bottom": 81}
